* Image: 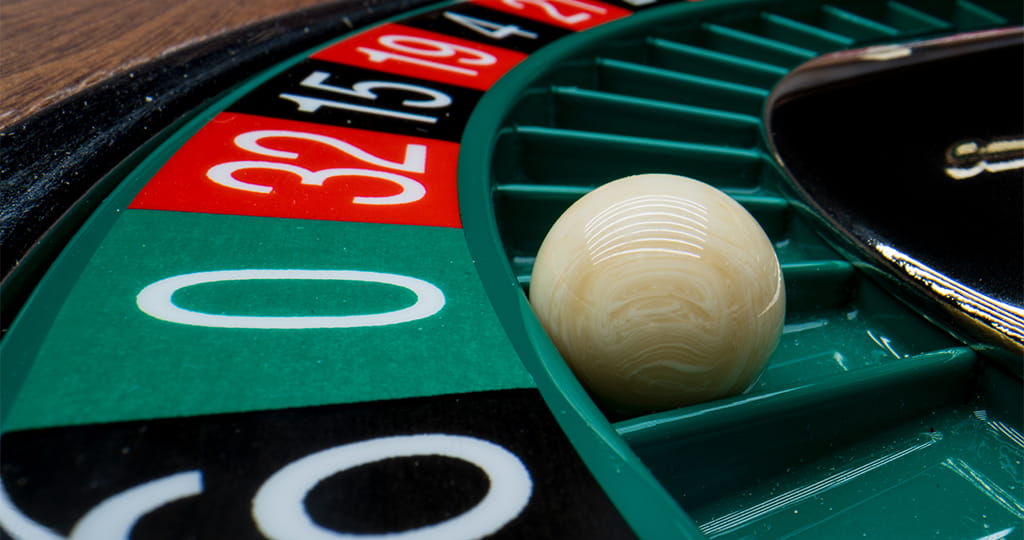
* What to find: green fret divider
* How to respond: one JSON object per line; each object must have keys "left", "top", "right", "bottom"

{"left": 459, "top": 0, "right": 1022, "bottom": 537}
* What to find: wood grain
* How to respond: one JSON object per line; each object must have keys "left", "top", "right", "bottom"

{"left": 0, "top": 0, "right": 343, "bottom": 128}
{"left": 1, "top": 0, "right": 434, "bottom": 321}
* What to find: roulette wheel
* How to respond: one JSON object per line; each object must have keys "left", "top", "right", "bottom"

{"left": 2, "top": 0, "right": 1022, "bottom": 537}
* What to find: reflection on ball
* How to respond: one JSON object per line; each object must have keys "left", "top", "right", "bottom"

{"left": 529, "top": 174, "right": 785, "bottom": 413}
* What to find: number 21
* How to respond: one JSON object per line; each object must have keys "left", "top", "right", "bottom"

{"left": 502, "top": 0, "right": 607, "bottom": 26}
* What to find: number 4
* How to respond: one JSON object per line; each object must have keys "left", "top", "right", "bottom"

{"left": 443, "top": 11, "right": 538, "bottom": 40}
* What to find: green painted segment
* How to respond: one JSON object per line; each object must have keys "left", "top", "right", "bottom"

{"left": 1, "top": 0, "right": 499, "bottom": 432}
{"left": 4, "top": 213, "right": 531, "bottom": 432}
{"left": 1, "top": 0, "right": 468, "bottom": 425}
{"left": 174, "top": 277, "right": 418, "bottom": 317}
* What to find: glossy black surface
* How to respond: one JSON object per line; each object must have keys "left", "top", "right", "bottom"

{"left": 230, "top": 60, "right": 484, "bottom": 142}
{"left": 1, "top": 390, "right": 636, "bottom": 539}
{"left": 769, "top": 31, "right": 1023, "bottom": 351}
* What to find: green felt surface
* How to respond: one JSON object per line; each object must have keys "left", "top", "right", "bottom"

{"left": 3, "top": 212, "right": 531, "bottom": 432}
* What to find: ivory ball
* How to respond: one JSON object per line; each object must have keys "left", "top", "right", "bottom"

{"left": 529, "top": 174, "right": 785, "bottom": 413}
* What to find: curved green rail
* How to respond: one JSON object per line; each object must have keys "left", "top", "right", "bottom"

{"left": 460, "top": 0, "right": 1023, "bottom": 537}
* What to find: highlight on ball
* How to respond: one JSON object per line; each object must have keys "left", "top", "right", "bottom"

{"left": 529, "top": 173, "right": 785, "bottom": 413}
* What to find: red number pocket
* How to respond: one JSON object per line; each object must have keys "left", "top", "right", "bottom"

{"left": 313, "top": 23, "right": 528, "bottom": 91}
{"left": 472, "top": 0, "right": 630, "bottom": 30}
{"left": 129, "top": 112, "right": 462, "bottom": 228}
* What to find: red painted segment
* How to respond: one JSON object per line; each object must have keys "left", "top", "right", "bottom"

{"left": 471, "top": 0, "right": 631, "bottom": 30}
{"left": 312, "top": 23, "right": 528, "bottom": 90}
{"left": 129, "top": 112, "right": 462, "bottom": 228}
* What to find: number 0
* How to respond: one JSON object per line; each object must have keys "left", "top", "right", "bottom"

{"left": 136, "top": 270, "right": 445, "bottom": 329}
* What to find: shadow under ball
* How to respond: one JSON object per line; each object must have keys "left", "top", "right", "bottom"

{"left": 530, "top": 174, "right": 786, "bottom": 413}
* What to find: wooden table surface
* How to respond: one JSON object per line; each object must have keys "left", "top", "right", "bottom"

{"left": 2, "top": 0, "right": 438, "bottom": 291}
{"left": 0, "top": 0, "right": 344, "bottom": 129}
